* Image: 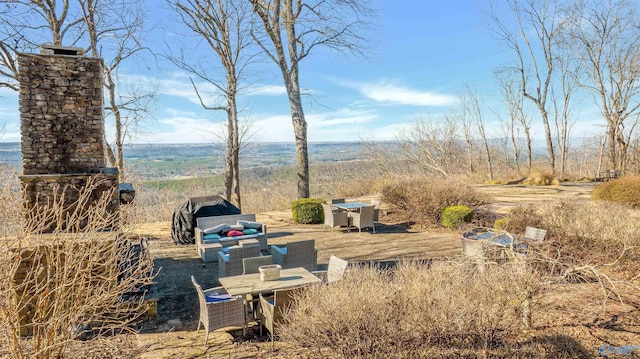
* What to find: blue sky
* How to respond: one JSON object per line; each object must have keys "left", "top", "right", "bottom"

{"left": 0, "top": 0, "right": 603, "bottom": 144}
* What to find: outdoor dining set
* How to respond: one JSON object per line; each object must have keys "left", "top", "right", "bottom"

{"left": 461, "top": 225, "right": 547, "bottom": 269}
{"left": 192, "top": 237, "right": 349, "bottom": 344}
{"left": 321, "top": 198, "right": 379, "bottom": 233}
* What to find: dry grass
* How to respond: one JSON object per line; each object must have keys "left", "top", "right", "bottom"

{"left": 279, "top": 260, "right": 549, "bottom": 358}
{"left": 0, "top": 175, "right": 156, "bottom": 359}
{"left": 523, "top": 168, "right": 559, "bottom": 186}
{"left": 382, "top": 176, "right": 489, "bottom": 228}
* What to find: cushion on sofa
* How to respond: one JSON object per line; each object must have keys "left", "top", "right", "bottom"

{"left": 225, "top": 224, "right": 244, "bottom": 232}
{"left": 237, "top": 220, "right": 263, "bottom": 230}
{"left": 203, "top": 233, "right": 221, "bottom": 241}
{"left": 203, "top": 224, "right": 229, "bottom": 235}
{"left": 242, "top": 228, "right": 259, "bottom": 235}
{"left": 226, "top": 230, "right": 244, "bottom": 237}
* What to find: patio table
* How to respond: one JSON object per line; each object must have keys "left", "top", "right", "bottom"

{"left": 333, "top": 202, "right": 368, "bottom": 211}
{"left": 218, "top": 267, "right": 321, "bottom": 297}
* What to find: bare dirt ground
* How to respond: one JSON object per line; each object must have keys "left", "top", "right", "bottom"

{"left": 126, "top": 183, "right": 640, "bottom": 358}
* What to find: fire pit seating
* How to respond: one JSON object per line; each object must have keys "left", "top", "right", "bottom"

{"left": 195, "top": 214, "right": 267, "bottom": 262}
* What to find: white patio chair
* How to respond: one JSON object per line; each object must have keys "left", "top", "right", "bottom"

{"left": 523, "top": 226, "right": 547, "bottom": 243}
{"left": 312, "top": 255, "right": 348, "bottom": 283}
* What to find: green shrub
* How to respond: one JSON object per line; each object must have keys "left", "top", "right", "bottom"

{"left": 592, "top": 176, "right": 640, "bottom": 208}
{"left": 441, "top": 205, "right": 474, "bottom": 229}
{"left": 291, "top": 198, "right": 325, "bottom": 224}
{"left": 493, "top": 217, "right": 509, "bottom": 230}
{"left": 382, "top": 177, "right": 488, "bottom": 228}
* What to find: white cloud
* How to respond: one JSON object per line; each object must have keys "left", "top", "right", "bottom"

{"left": 247, "top": 107, "right": 381, "bottom": 142}
{"left": 245, "top": 85, "right": 287, "bottom": 96}
{"left": 342, "top": 80, "right": 456, "bottom": 107}
{"left": 130, "top": 114, "right": 221, "bottom": 143}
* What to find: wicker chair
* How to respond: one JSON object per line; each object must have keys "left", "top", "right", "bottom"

{"left": 271, "top": 239, "right": 317, "bottom": 271}
{"left": 321, "top": 203, "right": 348, "bottom": 233}
{"left": 348, "top": 205, "right": 376, "bottom": 233}
{"left": 243, "top": 255, "right": 273, "bottom": 274}
{"left": 259, "top": 287, "right": 299, "bottom": 340}
{"left": 218, "top": 245, "right": 261, "bottom": 278}
{"left": 191, "top": 276, "right": 245, "bottom": 344}
{"left": 312, "top": 255, "right": 348, "bottom": 283}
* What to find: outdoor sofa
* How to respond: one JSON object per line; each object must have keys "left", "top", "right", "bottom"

{"left": 195, "top": 214, "right": 268, "bottom": 262}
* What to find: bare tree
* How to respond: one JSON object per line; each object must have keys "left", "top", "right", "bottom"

{"left": 567, "top": 0, "right": 640, "bottom": 172}
{"left": 0, "top": 0, "right": 83, "bottom": 90}
{"left": 169, "top": 0, "right": 255, "bottom": 209}
{"left": 397, "top": 117, "right": 462, "bottom": 178}
{"left": 456, "top": 106, "right": 476, "bottom": 174}
{"left": 459, "top": 86, "right": 494, "bottom": 180}
{"left": 497, "top": 69, "right": 532, "bottom": 173}
{"left": 550, "top": 50, "right": 578, "bottom": 178}
{"left": 491, "top": 0, "right": 566, "bottom": 172}
{"left": 248, "top": 0, "right": 373, "bottom": 198}
{"left": 0, "top": 1, "right": 154, "bottom": 181}
{"left": 78, "top": 0, "right": 155, "bottom": 182}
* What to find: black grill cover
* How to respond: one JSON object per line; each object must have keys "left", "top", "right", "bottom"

{"left": 171, "top": 195, "right": 240, "bottom": 245}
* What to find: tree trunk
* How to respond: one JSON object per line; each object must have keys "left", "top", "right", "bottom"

{"left": 225, "top": 82, "right": 241, "bottom": 210}
{"left": 540, "top": 107, "right": 556, "bottom": 172}
{"left": 284, "top": 66, "right": 309, "bottom": 198}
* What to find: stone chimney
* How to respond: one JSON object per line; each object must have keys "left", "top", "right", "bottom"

{"left": 18, "top": 45, "right": 119, "bottom": 230}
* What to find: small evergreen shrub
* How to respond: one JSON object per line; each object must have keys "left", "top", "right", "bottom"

{"left": 592, "top": 176, "right": 640, "bottom": 208}
{"left": 291, "top": 198, "right": 325, "bottom": 224}
{"left": 441, "top": 205, "right": 474, "bottom": 229}
{"left": 494, "top": 217, "right": 509, "bottom": 230}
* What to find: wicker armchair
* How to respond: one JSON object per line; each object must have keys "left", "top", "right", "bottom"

{"left": 218, "top": 245, "right": 261, "bottom": 278}
{"left": 348, "top": 205, "right": 376, "bottom": 233}
{"left": 321, "top": 203, "right": 348, "bottom": 233}
{"left": 312, "top": 255, "right": 348, "bottom": 283}
{"left": 243, "top": 255, "right": 273, "bottom": 274}
{"left": 259, "top": 287, "right": 299, "bottom": 340}
{"left": 191, "top": 276, "right": 245, "bottom": 344}
{"left": 271, "top": 239, "right": 317, "bottom": 271}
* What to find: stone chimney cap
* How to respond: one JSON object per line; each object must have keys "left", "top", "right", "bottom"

{"left": 40, "top": 45, "right": 85, "bottom": 56}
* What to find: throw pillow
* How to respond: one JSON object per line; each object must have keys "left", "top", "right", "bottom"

{"left": 242, "top": 228, "right": 259, "bottom": 235}
{"left": 226, "top": 230, "right": 244, "bottom": 237}
{"left": 237, "top": 220, "right": 263, "bottom": 230}
{"left": 203, "top": 224, "right": 229, "bottom": 235}
{"left": 203, "top": 233, "right": 221, "bottom": 242}
{"left": 227, "top": 224, "right": 244, "bottom": 232}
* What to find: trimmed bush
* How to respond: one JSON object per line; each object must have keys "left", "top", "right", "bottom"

{"left": 291, "top": 198, "right": 325, "bottom": 224}
{"left": 592, "top": 176, "right": 640, "bottom": 208}
{"left": 494, "top": 217, "right": 509, "bottom": 230}
{"left": 441, "top": 205, "right": 474, "bottom": 229}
